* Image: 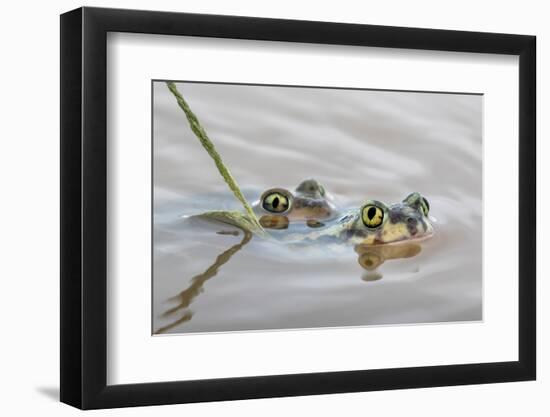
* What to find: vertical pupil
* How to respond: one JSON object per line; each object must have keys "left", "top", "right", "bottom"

{"left": 367, "top": 206, "right": 376, "bottom": 220}
{"left": 272, "top": 196, "right": 280, "bottom": 209}
{"left": 422, "top": 198, "right": 429, "bottom": 212}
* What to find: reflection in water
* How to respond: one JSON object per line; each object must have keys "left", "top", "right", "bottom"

{"left": 355, "top": 242, "right": 422, "bottom": 281}
{"left": 259, "top": 214, "right": 326, "bottom": 230}
{"left": 156, "top": 230, "right": 252, "bottom": 334}
{"left": 153, "top": 82, "right": 483, "bottom": 333}
{"left": 259, "top": 214, "right": 289, "bottom": 230}
{"left": 306, "top": 219, "right": 326, "bottom": 228}
{"left": 157, "top": 227, "right": 425, "bottom": 332}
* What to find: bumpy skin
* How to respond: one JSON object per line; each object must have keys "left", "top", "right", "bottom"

{"left": 199, "top": 186, "right": 433, "bottom": 245}
{"left": 253, "top": 179, "right": 337, "bottom": 222}
{"left": 285, "top": 192, "right": 434, "bottom": 245}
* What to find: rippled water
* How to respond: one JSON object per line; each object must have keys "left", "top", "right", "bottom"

{"left": 153, "top": 81, "right": 482, "bottom": 334}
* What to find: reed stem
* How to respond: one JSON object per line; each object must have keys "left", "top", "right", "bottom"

{"left": 165, "top": 82, "right": 264, "bottom": 234}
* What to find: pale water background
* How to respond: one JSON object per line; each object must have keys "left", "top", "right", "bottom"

{"left": 153, "top": 81, "right": 482, "bottom": 334}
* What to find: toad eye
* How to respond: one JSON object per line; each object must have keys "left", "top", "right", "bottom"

{"left": 403, "top": 192, "right": 430, "bottom": 216}
{"left": 361, "top": 204, "right": 384, "bottom": 228}
{"left": 420, "top": 197, "right": 430, "bottom": 216}
{"left": 261, "top": 190, "right": 291, "bottom": 214}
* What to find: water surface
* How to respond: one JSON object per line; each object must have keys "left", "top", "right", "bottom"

{"left": 153, "top": 81, "right": 482, "bottom": 334}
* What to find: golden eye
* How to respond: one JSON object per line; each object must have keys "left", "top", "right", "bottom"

{"left": 403, "top": 192, "right": 430, "bottom": 216}
{"left": 420, "top": 197, "right": 430, "bottom": 216}
{"left": 261, "top": 191, "right": 291, "bottom": 213}
{"left": 361, "top": 205, "right": 384, "bottom": 228}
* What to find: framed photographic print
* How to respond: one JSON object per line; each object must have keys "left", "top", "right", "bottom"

{"left": 60, "top": 6, "right": 536, "bottom": 409}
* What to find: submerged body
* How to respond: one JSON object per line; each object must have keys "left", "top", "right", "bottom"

{"left": 197, "top": 180, "right": 434, "bottom": 246}
{"left": 252, "top": 179, "right": 338, "bottom": 229}
{"left": 286, "top": 192, "right": 434, "bottom": 245}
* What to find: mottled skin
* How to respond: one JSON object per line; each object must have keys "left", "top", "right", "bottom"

{"left": 253, "top": 179, "right": 338, "bottom": 229}
{"left": 284, "top": 192, "right": 434, "bottom": 245}
{"left": 199, "top": 182, "right": 433, "bottom": 246}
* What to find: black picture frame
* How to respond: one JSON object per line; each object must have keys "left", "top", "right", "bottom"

{"left": 60, "top": 6, "right": 536, "bottom": 410}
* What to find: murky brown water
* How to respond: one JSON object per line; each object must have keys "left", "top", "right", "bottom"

{"left": 153, "top": 81, "right": 482, "bottom": 334}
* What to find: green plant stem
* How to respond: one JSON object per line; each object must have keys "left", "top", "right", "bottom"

{"left": 165, "top": 82, "right": 264, "bottom": 234}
